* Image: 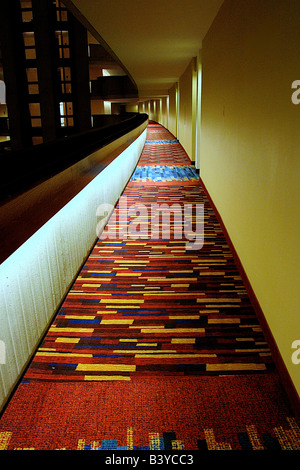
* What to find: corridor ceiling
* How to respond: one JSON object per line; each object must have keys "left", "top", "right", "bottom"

{"left": 67, "top": 0, "right": 224, "bottom": 100}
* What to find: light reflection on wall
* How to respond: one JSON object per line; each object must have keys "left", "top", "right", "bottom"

{"left": 0, "top": 128, "right": 146, "bottom": 411}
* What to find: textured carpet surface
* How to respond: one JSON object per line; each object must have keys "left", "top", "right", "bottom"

{"left": 0, "top": 376, "right": 298, "bottom": 450}
{"left": 0, "top": 121, "right": 299, "bottom": 451}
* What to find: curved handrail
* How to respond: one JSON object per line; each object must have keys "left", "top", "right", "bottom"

{"left": 0, "top": 113, "right": 148, "bottom": 263}
{"left": 0, "top": 113, "right": 148, "bottom": 202}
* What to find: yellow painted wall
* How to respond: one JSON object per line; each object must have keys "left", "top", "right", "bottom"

{"left": 142, "top": 101, "right": 150, "bottom": 118}
{"left": 103, "top": 101, "right": 111, "bottom": 114}
{"left": 147, "top": 99, "right": 163, "bottom": 123}
{"left": 200, "top": 0, "right": 300, "bottom": 396}
{"left": 138, "top": 102, "right": 145, "bottom": 114}
{"left": 168, "top": 83, "right": 178, "bottom": 138}
{"left": 126, "top": 104, "right": 139, "bottom": 113}
{"left": 149, "top": 100, "right": 155, "bottom": 121}
{"left": 156, "top": 99, "right": 162, "bottom": 124}
{"left": 91, "top": 99, "right": 104, "bottom": 115}
{"left": 178, "top": 57, "right": 197, "bottom": 162}
{"left": 195, "top": 51, "right": 202, "bottom": 170}
{"left": 161, "top": 97, "right": 169, "bottom": 129}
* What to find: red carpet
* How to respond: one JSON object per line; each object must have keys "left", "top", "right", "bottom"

{"left": 0, "top": 376, "right": 298, "bottom": 450}
{"left": 0, "top": 121, "right": 299, "bottom": 451}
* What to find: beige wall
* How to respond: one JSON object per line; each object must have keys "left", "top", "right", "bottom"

{"left": 126, "top": 103, "right": 139, "bottom": 113}
{"left": 168, "top": 83, "right": 178, "bottom": 138}
{"left": 149, "top": 100, "right": 155, "bottom": 121}
{"left": 91, "top": 99, "right": 104, "bottom": 115}
{"left": 140, "top": 101, "right": 150, "bottom": 117}
{"left": 161, "top": 97, "right": 169, "bottom": 129}
{"left": 155, "top": 99, "right": 162, "bottom": 124}
{"left": 146, "top": 99, "right": 162, "bottom": 123}
{"left": 195, "top": 50, "right": 202, "bottom": 170}
{"left": 178, "top": 57, "right": 197, "bottom": 162}
{"left": 200, "top": 0, "right": 300, "bottom": 396}
{"left": 145, "top": 98, "right": 168, "bottom": 128}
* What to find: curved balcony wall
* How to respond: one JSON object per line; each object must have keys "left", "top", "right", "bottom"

{"left": 0, "top": 114, "right": 148, "bottom": 411}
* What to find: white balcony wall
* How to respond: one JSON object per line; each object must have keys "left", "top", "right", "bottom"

{"left": 0, "top": 128, "right": 147, "bottom": 411}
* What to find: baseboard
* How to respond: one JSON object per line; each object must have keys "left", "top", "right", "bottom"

{"left": 199, "top": 177, "right": 300, "bottom": 420}
{"left": 190, "top": 160, "right": 199, "bottom": 174}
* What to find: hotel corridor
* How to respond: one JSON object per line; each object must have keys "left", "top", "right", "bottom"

{"left": 0, "top": 122, "right": 299, "bottom": 451}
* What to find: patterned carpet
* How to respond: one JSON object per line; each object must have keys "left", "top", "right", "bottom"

{"left": 0, "top": 121, "right": 299, "bottom": 451}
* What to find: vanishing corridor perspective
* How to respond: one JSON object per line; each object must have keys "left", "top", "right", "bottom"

{"left": 0, "top": 123, "right": 299, "bottom": 450}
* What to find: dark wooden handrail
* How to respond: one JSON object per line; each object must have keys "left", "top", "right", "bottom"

{"left": 0, "top": 112, "right": 148, "bottom": 263}
{"left": 0, "top": 113, "right": 148, "bottom": 202}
